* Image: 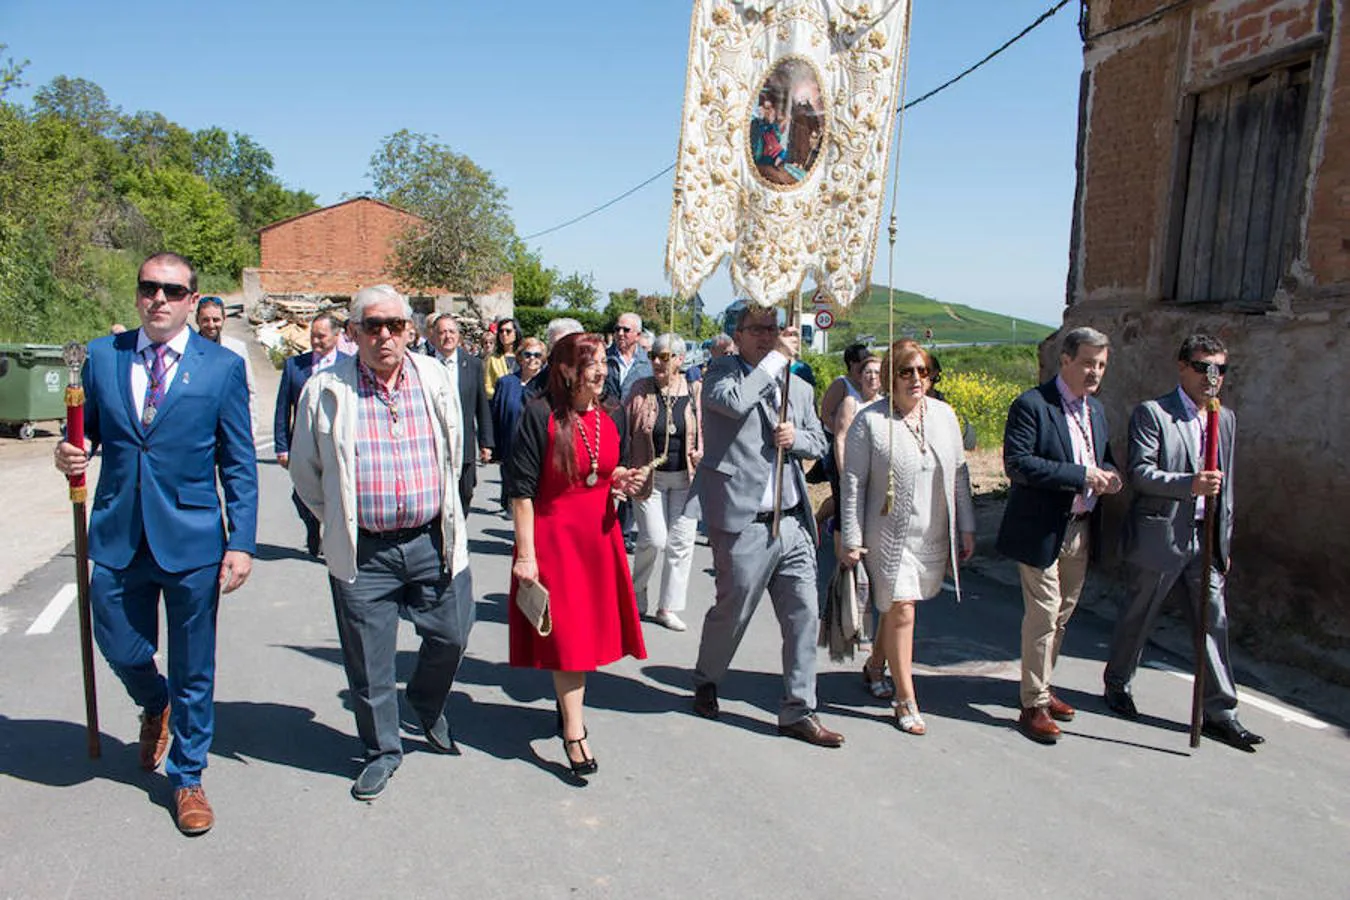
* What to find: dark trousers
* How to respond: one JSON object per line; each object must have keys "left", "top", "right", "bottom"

{"left": 458, "top": 463, "right": 476, "bottom": 516}
{"left": 328, "top": 526, "right": 475, "bottom": 763}
{"left": 91, "top": 542, "right": 220, "bottom": 787}
{"left": 292, "top": 489, "right": 320, "bottom": 554}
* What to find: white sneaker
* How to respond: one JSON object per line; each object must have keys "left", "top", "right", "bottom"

{"left": 655, "top": 610, "right": 687, "bottom": 632}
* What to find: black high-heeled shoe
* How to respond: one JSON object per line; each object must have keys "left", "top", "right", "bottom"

{"left": 555, "top": 700, "right": 563, "bottom": 735}
{"left": 562, "top": 729, "right": 598, "bottom": 776}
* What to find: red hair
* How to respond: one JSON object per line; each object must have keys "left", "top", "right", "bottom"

{"left": 546, "top": 333, "right": 607, "bottom": 482}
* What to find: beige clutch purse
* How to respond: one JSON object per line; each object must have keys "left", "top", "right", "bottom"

{"left": 516, "top": 579, "right": 553, "bottom": 636}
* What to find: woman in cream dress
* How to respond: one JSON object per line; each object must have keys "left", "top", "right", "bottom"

{"left": 841, "top": 340, "right": 975, "bottom": 734}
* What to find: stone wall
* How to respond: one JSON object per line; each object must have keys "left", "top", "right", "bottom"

{"left": 1065, "top": 0, "right": 1350, "bottom": 655}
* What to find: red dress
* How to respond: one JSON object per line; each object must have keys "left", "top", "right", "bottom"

{"left": 508, "top": 404, "right": 647, "bottom": 671}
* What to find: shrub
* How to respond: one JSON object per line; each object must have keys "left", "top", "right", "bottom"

{"left": 940, "top": 371, "right": 1025, "bottom": 450}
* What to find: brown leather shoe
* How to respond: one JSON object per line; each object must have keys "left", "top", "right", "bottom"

{"left": 139, "top": 706, "right": 170, "bottom": 772}
{"left": 1047, "top": 692, "right": 1076, "bottom": 722}
{"left": 174, "top": 785, "right": 214, "bottom": 836}
{"left": 1018, "top": 706, "right": 1061, "bottom": 744}
{"left": 777, "top": 714, "right": 845, "bottom": 748}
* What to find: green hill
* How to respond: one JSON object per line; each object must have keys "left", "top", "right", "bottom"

{"left": 816, "top": 285, "right": 1055, "bottom": 348}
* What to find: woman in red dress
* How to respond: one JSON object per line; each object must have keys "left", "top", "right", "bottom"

{"left": 506, "top": 333, "right": 647, "bottom": 775}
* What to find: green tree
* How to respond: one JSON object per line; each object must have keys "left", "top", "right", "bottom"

{"left": 554, "top": 271, "right": 598, "bottom": 310}
{"left": 33, "top": 75, "right": 119, "bottom": 136}
{"left": 121, "top": 167, "right": 254, "bottom": 276}
{"left": 369, "top": 129, "right": 515, "bottom": 296}
{"left": 507, "top": 241, "right": 556, "bottom": 308}
{"left": 604, "top": 287, "right": 641, "bottom": 320}
{"left": 0, "top": 45, "right": 27, "bottom": 98}
{"left": 118, "top": 110, "right": 193, "bottom": 171}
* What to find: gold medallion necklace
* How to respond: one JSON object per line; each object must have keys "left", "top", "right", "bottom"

{"left": 577, "top": 406, "right": 602, "bottom": 486}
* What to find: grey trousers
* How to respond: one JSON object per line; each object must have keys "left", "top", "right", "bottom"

{"left": 329, "top": 527, "right": 476, "bottom": 762}
{"left": 1104, "top": 549, "right": 1239, "bottom": 723}
{"left": 693, "top": 515, "right": 819, "bottom": 725}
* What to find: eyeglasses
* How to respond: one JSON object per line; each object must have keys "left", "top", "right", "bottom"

{"left": 357, "top": 317, "right": 409, "bottom": 336}
{"left": 1187, "top": 360, "right": 1228, "bottom": 375}
{"left": 521, "top": 350, "right": 544, "bottom": 360}
{"left": 741, "top": 324, "right": 779, "bottom": 336}
{"left": 653, "top": 351, "right": 674, "bottom": 362}
{"left": 138, "top": 280, "right": 193, "bottom": 302}
{"left": 615, "top": 326, "right": 633, "bottom": 333}
{"left": 197, "top": 296, "right": 224, "bottom": 310}
{"left": 897, "top": 366, "right": 930, "bottom": 380}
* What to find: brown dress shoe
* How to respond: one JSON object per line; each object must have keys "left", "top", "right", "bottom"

{"left": 777, "top": 714, "right": 845, "bottom": 748}
{"left": 139, "top": 706, "right": 171, "bottom": 772}
{"left": 1018, "top": 706, "right": 1061, "bottom": 744}
{"left": 1047, "top": 692, "right": 1076, "bottom": 722}
{"left": 174, "top": 785, "right": 214, "bottom": 836}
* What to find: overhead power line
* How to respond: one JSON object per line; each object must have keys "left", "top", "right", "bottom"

{"left": 520, "top": 0, "right": 1075, "bottom": 242}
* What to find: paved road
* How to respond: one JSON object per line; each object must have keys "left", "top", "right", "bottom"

{"left": 1, "top": 319, "right": 1347, "bottom": 898}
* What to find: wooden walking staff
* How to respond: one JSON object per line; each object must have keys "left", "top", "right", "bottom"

{"left": 1189, "top": 368, "right": 1223, "bottom": 749}
{"left": 61, "top": 341, "right": 101, "bottom": 759}
{"left": 770, "top": 295, "right": 804, "bottom": 539}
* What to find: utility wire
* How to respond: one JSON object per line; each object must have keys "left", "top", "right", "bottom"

{"left": 1082, "top": 0, "right": 1196, "bottom": 42}
{"left": 521, "top": 0, "right": 1074, "bottom": 242}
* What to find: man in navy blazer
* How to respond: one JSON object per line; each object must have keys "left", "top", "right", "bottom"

{"left": 428, "top": 313, "right": 493, "bottom": 512}
{"left": 274, "top": 313, "right": 348, "bottom": 555}
{"left": 996, "top": 326, "right": 1122, "bottom": 745}
{"left": 56, "top": 252, "right": 258, "bottom": 836}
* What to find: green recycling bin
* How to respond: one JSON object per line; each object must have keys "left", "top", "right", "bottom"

{"left": 0, "top": 343, "right": 71, "bottom": 440}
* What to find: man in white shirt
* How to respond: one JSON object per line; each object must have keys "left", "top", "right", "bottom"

{"left": 196, "top": 296, "right": 258, "bottom": 437}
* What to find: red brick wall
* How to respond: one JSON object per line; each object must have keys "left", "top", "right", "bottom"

{"left": 1306, "top": 10, "right": 1350, "bottom": 285}
{"left": 1189, "top": 0, "right": 1320, "bottom": 75}
{"left": 258, "top": 198, "right": 419, "bottom": 296}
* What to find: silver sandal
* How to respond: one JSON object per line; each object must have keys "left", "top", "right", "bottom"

{"left": 862, "top": 660, "right": 895, "bottom": 700}
{"left": 894, "top": 699, "right": 927, "bottom": 735}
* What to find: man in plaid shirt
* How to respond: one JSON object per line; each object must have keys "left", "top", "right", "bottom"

{"left": 289, "top": 284, "right": 475, "bottom": 801}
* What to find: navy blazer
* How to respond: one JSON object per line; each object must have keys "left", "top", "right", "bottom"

{"left": 442, "top": 350, "right": 493, "bottom": 460}
{"left": 273, "top": 350, "right": 351, "bottom": 455}
{"left": 84, "top": 328, "right": 258, "bottom": 573}
{"left": 996, "top": 378, "right": 1116, "bottom": 569}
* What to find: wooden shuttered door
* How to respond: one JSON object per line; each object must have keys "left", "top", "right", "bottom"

{"left": 1173, "top": 62, "right": 1312, "bottom": 307}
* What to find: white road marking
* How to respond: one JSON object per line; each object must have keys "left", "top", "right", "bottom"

{"left": 26, "top": 583, "right": 77, "bottom": 635}
{"left": 1148, "top": 661, "right": 1330, "bottom": 730}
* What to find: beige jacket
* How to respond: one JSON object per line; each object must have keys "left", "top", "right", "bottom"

{"left": 625, "top": 376, "right": 703, "bottom": 500}
{"left": 288, "top": 352, "right": 468, "bottom": 583}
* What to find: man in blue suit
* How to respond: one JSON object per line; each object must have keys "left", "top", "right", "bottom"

{"left": 996, "top": 326, "right": 1122, "bottom": 745}
{"left": 55, "top": 252, "right": 258, "bottom": 836}
{"left": 274, "top": 312, "right": 348, "bottom": 556}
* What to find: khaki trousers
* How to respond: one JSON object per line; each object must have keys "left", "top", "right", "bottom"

{"left": 1017, "top": 517, "right": 1089, "bottom": 709}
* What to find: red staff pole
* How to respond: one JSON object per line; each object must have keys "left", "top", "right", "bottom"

{"left": 1189, "top": 395, "right": 1221, "bottom": 749}
{"left": 62, "top": 342, "right": 100, "bottom": 759}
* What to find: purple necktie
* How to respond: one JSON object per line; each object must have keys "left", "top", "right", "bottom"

{"left": 142, "top": 343, "right": 169, "bottom": 424}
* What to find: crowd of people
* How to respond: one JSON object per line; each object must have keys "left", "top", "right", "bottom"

{"left": 53, "top": 251, "right": 1262, "bottom": 837}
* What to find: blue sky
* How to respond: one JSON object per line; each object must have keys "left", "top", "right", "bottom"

{"left": 3, "top": 1, "right": 1084, "bottom": 326}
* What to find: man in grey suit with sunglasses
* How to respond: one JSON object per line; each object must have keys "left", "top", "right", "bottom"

{"left": 688, "top": 304, "right": 842, "bottom": 747}
{"left": 1103, "top": 333, "right": 1263, "bottom": 752}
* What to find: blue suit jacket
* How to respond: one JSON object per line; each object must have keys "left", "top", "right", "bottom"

{"left": 995, "top": 378, "right": 1116, "bottom": 569}
{"left": 84, "top": 328, "right": 259, "bottom": 573}
{"left": 273, "top": 350, "right": 351, "bottom": 455}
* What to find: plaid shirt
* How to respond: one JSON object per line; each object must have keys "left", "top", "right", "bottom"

{"left": 353, "top": 358, "right": 443, "bottom": 532}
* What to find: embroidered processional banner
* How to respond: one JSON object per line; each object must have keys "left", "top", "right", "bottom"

{"left": 665, "top": 0, "right": 911, "bottom": 307}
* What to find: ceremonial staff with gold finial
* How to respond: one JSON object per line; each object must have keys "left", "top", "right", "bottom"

{"left": 61, "top": 340, "right": 101, "bottom": 759}
{"left": 1189, "top": 364, "right": 1222, "bottom": 749}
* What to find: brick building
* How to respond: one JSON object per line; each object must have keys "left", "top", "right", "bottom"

{"left": 243, "top": 196, "right": 513, "bottom": 322}
{"left": 1059, "top": 0, "right": 1349, "bottom": 659}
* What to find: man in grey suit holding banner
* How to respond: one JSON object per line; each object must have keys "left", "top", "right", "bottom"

{"left": 688, "top": 305, "right": 843, "bottom": 747}
{"left": 1103, "top": 333, "right": 1264, "bottom": 752}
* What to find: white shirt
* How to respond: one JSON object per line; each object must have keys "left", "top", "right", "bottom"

{"left": 440, "top": 348, "right": 460, "bottom": 395}
{"left": 132, "top": 328, "right": 191, "bottom": 423}
{"left": 1177, "top": 387, "right": 1209, "bottom": 520}
{"left": 313, "top": 349, "right": 339, "bottom": 373}
{"left": 1055, "top": 374, "right": 1096, "bottom": 515}
{"left": 755, "top": 350, "right": 801, "bottom": 513}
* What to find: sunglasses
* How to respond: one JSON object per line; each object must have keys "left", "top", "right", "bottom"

{"left": 897, "top": 366, "right": 930, "bottom": 379}
{"left": 653, "top": 351, "right": 675, "bottom": 362}
{"left": 521, "top": 350, "right": 544, "bottom": 360}
{"left": 138, "top": 280, "right": 193, "bottom": 302}
{"left": 357, "top": 317, "right": 410, "bottom": 336}
{"left": 615, "top": 326, "right": 633, "bottom": 333}
{"left": 1187, "top": 360, "right": 1228, "bottom": 375}
{"left": 197, "top": 296, "right": 225, "bottom": 310}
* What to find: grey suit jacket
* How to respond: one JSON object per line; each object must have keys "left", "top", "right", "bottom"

{"left": 1122, "top": 389, "right": 1235, "bottom": 573}
{"left": 689, "top": 353, "right": 827, "bottom": 535}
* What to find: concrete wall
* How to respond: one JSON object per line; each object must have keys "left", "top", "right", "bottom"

{"left": 1065, "top": 0, "right": 1350, "bottom": 655}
